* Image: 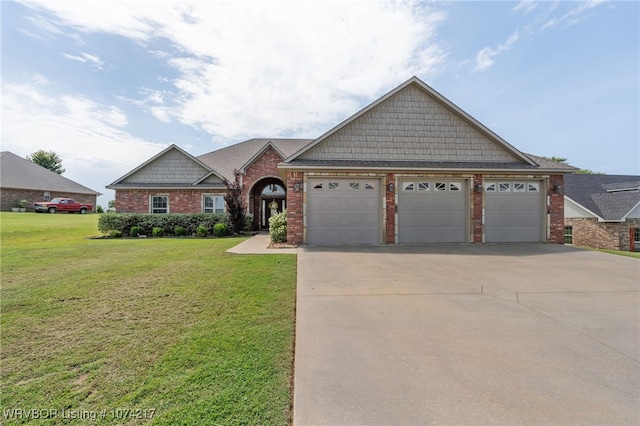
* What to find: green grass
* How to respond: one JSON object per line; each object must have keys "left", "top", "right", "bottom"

{"left": 579, "top": 246, "right": 640, "bottom": 259}
{"left": 1, "top": 213, "right": 297, "bottom": 425}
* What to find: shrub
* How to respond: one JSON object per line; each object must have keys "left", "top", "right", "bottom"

{"left": 130, "top": 226, "right": 143, "bottom": 237}
{"left": 152, "top": 227, "right": 164, "bottom": 237}
{"left": 213, "top": 222, "right": 230, "bottom": 237}
{"left": 269, "top": 210, "right": 287, "bottom": 243}
{"left": 108, "top": 230, "right": 122, "bottom": 238}
{"left": 174, "top": 226, "right": 187, "bottom": 237}
{"left": 97, "top": 213, "right": 229, "bottom": 236}
{"left": 96, "top": 205, "right": 104, "bottom": 213}
{"left": 224, "top": 173, "right": 248, "bottom": 234}
{"left": 196, "top": 225, "right": 208, "bottom": 238}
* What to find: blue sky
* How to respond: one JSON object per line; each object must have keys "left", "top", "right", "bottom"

{"left": 2, "top": 0, "right": 638, "bottom": 207}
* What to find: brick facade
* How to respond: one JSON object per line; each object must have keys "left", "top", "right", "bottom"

{"left": 243, "top": 147, "right": 284, "bottom": 198}
{"left": 1, "top": 188, "right": 97, "bottom": 212}
{"left": 116, "top": 189, "right": 225, "bottom": 213}
{"left": 385, "top": 173, "right": 395, "bottom": 244}
{"left": 565, "top": 217, "right": 640, "bottom": 252}
{"left": 548, "top": 174, "right": 565, "bottom": 244}
{"left": 286, "top": 171, "right": 304, "bottom": 244}
{"left": 472, "top": 174, "right": 483, "bottom": 243}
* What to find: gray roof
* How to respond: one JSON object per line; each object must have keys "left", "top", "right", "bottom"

{"left": 1, "top": 151, "right": 101, "bottom": 195}
{"left": 197, "top": 138, "right": 312, "bottom": 180}
{"left": 565, "top": 174, "right": 640, "bottom": 221}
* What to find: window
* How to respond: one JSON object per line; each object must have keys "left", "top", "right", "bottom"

{"left": 204, "top": 195, "right": 225, "bottom": 213}
{"left": 634, "top": 228, "right": 640, "bottom": 252}
{"left": 365, "top": 183, "right": 374, "bottom": 190}
{"left": 499, "top": 183, "right": 510, "bottom": 192}
{"left": 485, "top": 183, "right": 496, "bottom": 192}
{"left": 418, "top": 182, "right": 429, "bottom": 191}
{"left": 313, "top": 183, "right": 323, "bottom": 189}
{"left": 449, "top": 182, "right": 461, "bottom": 191}
{"left": 435, "top": 182, "right": 446, "bottom": 191}
{"left": 514, "top": 183, "right": 525, "bottom": 192}
{"left": 151, "top": 195, "right": 168, "bottom": 214}
{"left": 403, "top": 182, "right": 415, "bottom": 191}
{"left": 350, "top": 182, "right": 360, "bottom": 190}
{"left": 43, "top": 191, "right": 51, "bottom": 201}
{"left": 328, "top": 182, "right": 339, "bottom": 190}
{"left": 528, "top": 183, "right": 540, "bottom": 192}
{"left": 564, "top": 226, "right": 573, "bottom": 245}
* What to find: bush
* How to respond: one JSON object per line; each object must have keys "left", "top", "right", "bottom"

{"left": 97, "top": 213, "right": 229, "bottom": 237}
{"left": 96, "top": 205, "right": 104, "bottom": 213}
{"left": 152, "top": 227, "right": 164, "bottom": 237}
{"left": 196, "top": 225, "right": 208, "bottom": 238}
{"left": 174, "top": 226, "right": 187, "bottom": 237}
{"left": 130, "top": 226, "right": 143, "bottom": 237}
{"left": 269, "top": 210, "right": 287, "bottom": 243}
{"left": 108, "top": 230, "right": 122, "bottom": 238}
{"left": 213, "top": 222, "right": 230, "bottom": 237}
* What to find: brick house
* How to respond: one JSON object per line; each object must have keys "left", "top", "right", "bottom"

{"left": 564, "top": 174, "right": 640, "bottom": 251}
{"left": 0, "top": 151, "right": 100, "bottom": 211}
{"left": 108, "top": 76, "right": 575, "bottom": 245}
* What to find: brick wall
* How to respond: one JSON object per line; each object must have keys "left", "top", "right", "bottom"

{"left": 243, "top": 147, "right": 284, "bottom": 197}
{"left": 548, "top": 174, "right": 565, "bottom": 244}
{"left": 116, "top": 189, "right": 225, "bottom": 213}
{"left": 385, "top": 173, "right": 395, "bottom": 244}
{"left": 566, "top": 217, "right": 640, "bottom": 251}
{"left": 472, "top": 174, "right": 483, "bottom": 243}
{"left": 286, "top": 172, "right": 304, "bottom": 244}
{"left": 1, "top": 188, "right": 97, "bottom": 212}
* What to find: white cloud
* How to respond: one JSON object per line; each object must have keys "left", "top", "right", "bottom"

{"left": 541, "top": 0, "right": 605, "bottom": 31}
{"left": 513, "top": 0, "right": 537, "bottom": 15}
{"left": 62, "top": 52, "right": 106, "bottom": 70}
{"left": 473, "top": 31, "right": 519, "bottom": 72}
{"left": 1, "top": 80, "right": 167, "bottom": 202}
{"left": 20, "top": 0, "right": 447, "bottom": 140}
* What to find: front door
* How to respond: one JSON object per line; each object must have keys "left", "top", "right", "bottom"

{"left": 262, "top": 198, "right": 285, "bottom": 229}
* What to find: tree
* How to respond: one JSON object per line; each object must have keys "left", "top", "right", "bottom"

{"left": 223, "top": 172, "right": 248, "bottom": 234}
{"left": 542, "top": 156, "right": 604, "bottom": 174}
{"left": 26, "top": 150, "right": 65, "bottom": 174}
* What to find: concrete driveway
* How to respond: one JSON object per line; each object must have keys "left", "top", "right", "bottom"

{"left": 293, "top": 244, "right": 640, "bottom": 425}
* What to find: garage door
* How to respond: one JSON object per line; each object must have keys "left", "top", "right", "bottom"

{"left": 398, "top": 180, "right": 467, "bottom": 243}
{"left": 307, "top": 178, "right": 380, "bottom": 244}
{"left": 485, "top": 181, "right": 543, "bottom": 242}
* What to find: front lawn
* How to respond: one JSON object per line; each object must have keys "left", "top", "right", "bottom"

{"left": 1, "top": 213, "right": 297, "bottom": 425}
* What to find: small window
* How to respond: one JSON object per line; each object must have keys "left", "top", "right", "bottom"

{"left": 350, "top": 182, "right": 360, "bottom": 190}
{"left": 634, "top": 228, "right": 640, "bottom": 252}
{"left": 564, "top": 226, "right": 573, "bottom": 245}
{"left": 365, "top": 183, "right": 374, "bottom": 190}
{"left": 514, "top": 183, "right": 525, "bottom": 192}
{"left": 449, "top": 182, "right": 461, "bottom": 191}
{"left": 204, "top": 195, "right": 225, "bottom": 213}
{"left": 485, "top": 183, "right": 496, "bottom": 192}
{"left": 403, "top": 182, "right": 415, "bottom": 191}
{"left": 418, "top": 182, "right": 429, "bottom": 191}
{"left": 151, "top": 195, "right": 168, "bottom": 214}
{"left": 313, "top": 183, "right": 323, "bottom": 189}
{"left": 528, "top": 183, "right": 539, "bottom": 192}
{"left": 499, "top": 183, "right": 510, "bottom": 192}
{"left": 435, "top": 182, "right": 446, "bottom": 191}
{"left": 328, "top": 182, "right": 339, "bottom": 190}
{"left": 43, "top": 191, "right": 51, "bottom": 201}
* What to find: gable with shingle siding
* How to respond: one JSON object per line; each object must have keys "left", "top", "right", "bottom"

{"left": 122, "top": 149, "right": 213, "bottom": 184}
{"left": 298, "top": 85, "right": 521, "bottom": 163}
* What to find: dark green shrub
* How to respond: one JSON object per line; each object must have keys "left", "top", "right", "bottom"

{"left": 96, "top": 205, "right": 104, "bottom": 213}
{"left": 174, "top": 226, "right": 187, "bottom": 236}
{"left": 108, "top": 230, "right": 122, "bottom": 238}
{"left": 152, "top": 227, "right": 164, "bottom": 237}
{"left": 213, "top": 222, "right": 230, "bottom": 237}
{"left": 130, "top": 226, "right": 143, "bottom": 237}
{"left": 196, "top": 225, "right": 208, "bottom": 237}
{"left": 269, "top": 210, "right": 287, "bottom": 243}
{"left": 97, "top": 213, "right": 229, "bottom": 236}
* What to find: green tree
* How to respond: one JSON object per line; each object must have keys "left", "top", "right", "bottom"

{"left": 26, "top": 150, "right": 65, "bottom": 174}
{"left": 542, "top": 156, "right": 604, "bottom": 174}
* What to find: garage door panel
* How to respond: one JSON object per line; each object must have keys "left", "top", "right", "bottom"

{"left": 307, "top": 178, "right": 380, "bottom": 244}
{"left": 485, "top": 181, "right": 543, "bottom": 243}
{"left": 398, "top": 181, "right": 467, "bottom": 243}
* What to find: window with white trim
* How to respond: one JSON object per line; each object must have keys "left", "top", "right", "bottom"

{"left": 499, "top": 182, "right": 511, "bottom": 192}
{"left": 328, "top": 182, "right": 339, "bottom": 190}
{"left": 203, "top": 195, "right": 225, "bottom": 213}
{"left": 485, "top": 183, "right": 496, "bottom": 192}
{"left": 528, "top": 183, "right": 539, "bottom": 192}
{"left": 403, "top": 182, "right": 415, "bottom": 191}
{"left": 151, "top": 195, "right": 168, "bottom": 214}
{"left": 513, "top": 183, "right": 525, "bottom": 192}
{"left": 435, "top": 182, "right": 446, "bottom": 191}
{"left": 564, "top": 226, "right": 573, "bottom": 245}
{"left": 43, "top": 191, "right": 51, "bottom": 201}
{"left": 350, "top": 182, "right": 360, "bottom": 190}
{"left": 449, "top": 182, "right": 461, "bottom": 191}
{"left": 418, "top": 182, "right": 429, "bottom": 191}
{"left": 634, "top": 228, "right": 640, "bottom": 252}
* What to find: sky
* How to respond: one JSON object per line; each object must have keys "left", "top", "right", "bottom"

{"left": 2, "top": 0, "right": 638, "bottom": 207}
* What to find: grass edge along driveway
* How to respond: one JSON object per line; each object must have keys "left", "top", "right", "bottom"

{"left": 1, "top": 213, "right": 297, "bottom": 425}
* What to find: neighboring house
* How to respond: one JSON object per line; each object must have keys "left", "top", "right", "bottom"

{"left": 0, "top": 151, "right": 101, "bottom": 212}
{"left": 108, "top": 76, "right": 576, "bottom": 245}
{"left": 564, "top": 174, "right": 640, "bottom": 251}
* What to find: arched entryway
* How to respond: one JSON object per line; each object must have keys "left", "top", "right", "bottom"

{"left": 249, "top": 177, "right": 286, "bottom": 230}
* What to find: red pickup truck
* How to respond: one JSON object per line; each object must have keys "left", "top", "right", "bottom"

{"left": 34, "top": 198, "right": 93, "bottom": 214}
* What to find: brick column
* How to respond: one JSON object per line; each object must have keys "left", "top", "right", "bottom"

{"left": 286, "top": 171, "right": 304, "bottom": 244}
{"left": 385, "top": 173, "right": 395, "bottom": 244}
{"left": 472, "top": 174, "right": 483, "bottom": 243}
{"left": 548, "top": 174, "right": 565, "bottom": 244}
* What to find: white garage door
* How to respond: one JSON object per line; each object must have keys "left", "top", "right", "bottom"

{"left": 398, "top": 180, "right": 467, "bottom": 243}
{"left": 485, "top": 181, "right": 543, "bottom": 242}
{"left": 306, "top": 178, "right": 380, "bottom": 244}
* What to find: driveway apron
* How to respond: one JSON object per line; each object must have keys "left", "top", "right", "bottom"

{"left": 293, "top": 244, "right": 640, "bottom": 425}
